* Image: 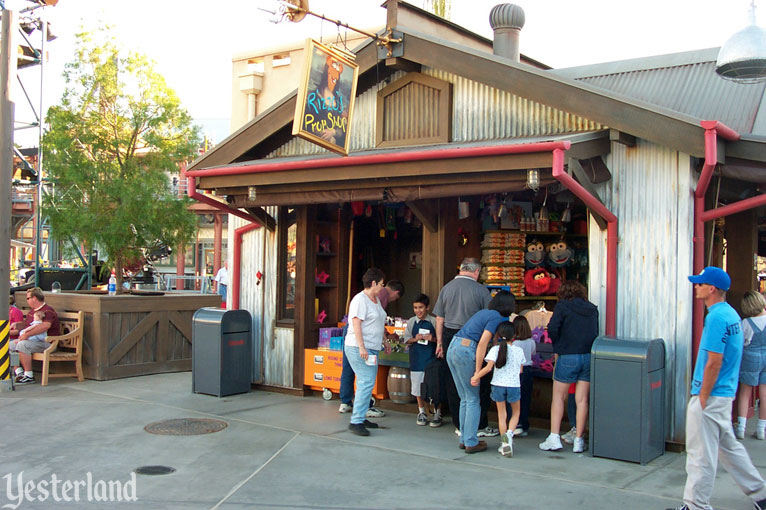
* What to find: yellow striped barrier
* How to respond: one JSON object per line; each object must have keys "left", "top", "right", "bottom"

{"left": 0, "top": 319, "right": 9, "bottom": 381}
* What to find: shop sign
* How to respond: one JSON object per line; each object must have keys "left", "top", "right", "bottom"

{"left": 293, "top": 39, "right": 359, "bottom": 156}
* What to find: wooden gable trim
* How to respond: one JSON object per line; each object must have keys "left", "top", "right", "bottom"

{"left": 375, "top": 71, "right": 452, "bottom": 148}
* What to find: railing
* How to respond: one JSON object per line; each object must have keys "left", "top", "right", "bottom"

{"left": 158, "top": 274, "right": 215, "bottom": 294}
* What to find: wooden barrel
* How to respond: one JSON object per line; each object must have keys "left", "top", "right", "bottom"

{"left": 387, "top": 367, "right": 415, "bottom": 404}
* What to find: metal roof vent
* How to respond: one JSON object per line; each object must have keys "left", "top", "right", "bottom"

{"left": 489, "top": 4, "right": 525, "bottom": 63}
{"left": 716, "top": 2, "right": 766, "bottom": 83}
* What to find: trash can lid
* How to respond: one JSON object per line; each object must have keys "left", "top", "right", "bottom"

{"left": 193, "top": 308, "right": 252, "bottom": 333}
{"left": 591, "top": 336, "right": 665, "bottom": 370}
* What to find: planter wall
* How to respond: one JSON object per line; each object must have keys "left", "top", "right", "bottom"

{"left": 15, "top": 292, "right": 221, "bottom": 380}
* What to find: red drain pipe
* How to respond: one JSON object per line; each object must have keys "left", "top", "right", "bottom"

{"left": 232, "top": 222, "right": 260, "bottom": 310}
{"left": 184, "top": 141, "right": 575, "bottom": 178}
{"left": 552, "top": 148, "right": 618, "bottom": 336}
{"left": 185, "top": 173, "right": 261, "bottom": 310}
{"left": 692, "top": 121, "right": 766, "bottom": 362}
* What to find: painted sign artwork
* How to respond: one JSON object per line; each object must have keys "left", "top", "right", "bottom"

{"left": 293, "top": 39, "right": 358, "bottom": 156}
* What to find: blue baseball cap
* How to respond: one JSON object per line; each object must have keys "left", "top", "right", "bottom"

{"left": 688, "top": 266, "right": 731, "bottom": 291}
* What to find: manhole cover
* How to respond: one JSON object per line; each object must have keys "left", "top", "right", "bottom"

{"left": 144, "top": 418, "right": 228, "bottom": 435}
{"left": 134, "top": 465, "right": 176, "bottom": 476}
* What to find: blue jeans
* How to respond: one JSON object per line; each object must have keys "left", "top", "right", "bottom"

{"left": 340, "top": 347, "right": 354, "bottom": 405}
{"left": 446, "top": 338, "right": 480, "bottom": 448}
{"left": 344, "top": 345, "right": 379, "bottom": 425}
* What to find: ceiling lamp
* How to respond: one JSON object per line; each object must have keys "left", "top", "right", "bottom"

{"left": 716, "top": 1, "right": 766, "bottom": 83}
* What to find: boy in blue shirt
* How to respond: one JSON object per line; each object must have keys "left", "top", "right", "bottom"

{"left": 403, "top": 294, "right": 439, "bottom": 426}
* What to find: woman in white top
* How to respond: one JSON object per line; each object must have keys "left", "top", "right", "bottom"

{"left": 735, "top": 290, "right": 766, "bottom": 440}
{"left": 344, "top": 267, "right": 387, "bottom": 436}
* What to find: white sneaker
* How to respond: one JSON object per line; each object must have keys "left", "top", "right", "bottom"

{"left": 562, "top": 426, "right": 576, "bottom": 444}
{"left": 338, "top": 403, "right": 353, "bottom": 413}
{"left": 455, "top": 428, "right": 462, "bottom": 437}
{"left": 505, "top": 431, "right": 513, "bottom": 444}
{"left": 498, "top": 440, "right": 513, "bottom": 457}
{"left": 756, "top": 428, "right": 765, "bottom": 440}
{"left": 539, "top": 433, "right": 563, "bottom": 451}
{"left": 416, "top": 412, "right": 428, "bottom": 426}
{"left": 736, "top": 425, "right": 746, "bottom": 440}
{"left": 477, "top": 427, "right": 500, "bottom": 437}
{"left": 573, "top": 436, "right": 585, "bottom": 453}
{"left": 366, "top": 406, "right": 385, "bottom": 418}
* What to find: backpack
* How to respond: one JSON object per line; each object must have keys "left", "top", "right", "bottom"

{"left": 422, "top": 358, "right": 448, "bottom": 407}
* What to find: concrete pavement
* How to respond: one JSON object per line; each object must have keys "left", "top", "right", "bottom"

{"left": 1, "top": 372, "right": 764, "bottom": 509}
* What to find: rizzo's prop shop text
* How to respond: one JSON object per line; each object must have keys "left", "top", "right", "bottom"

{"left": 293, "top": 39, "right": 359, "bottom": 156}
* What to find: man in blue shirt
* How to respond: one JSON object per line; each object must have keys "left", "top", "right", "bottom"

{"left": 668, "top": 267, "right": 766, "bottom": 510}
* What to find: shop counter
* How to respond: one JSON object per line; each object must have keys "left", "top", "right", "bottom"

{"left": 304, "top": 348, "right": 388, "bottom": 401}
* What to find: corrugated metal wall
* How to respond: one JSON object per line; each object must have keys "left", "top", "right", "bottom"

{"left": 230, "top": 210, "right": 292, "bottom": 387}
{"left": 266, "top": 67, "right": 601, "bottom": 158}
{"left": 423, "top": 67, "right": 604, "bottom": 140}
{"left": 588, "top": 139, "right": 694, "bottom": 443}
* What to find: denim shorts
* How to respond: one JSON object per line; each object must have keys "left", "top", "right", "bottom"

{"left": 490, "top": 385, "right": 521, "bottom": 403}
{"left": 553, "top": 353, "right": 591, "bottom": 383}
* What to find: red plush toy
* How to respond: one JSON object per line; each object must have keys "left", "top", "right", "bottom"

{"left": 524, "top": 267, "right": 552, "bottom": 296}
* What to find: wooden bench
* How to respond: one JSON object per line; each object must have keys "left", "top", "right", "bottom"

{"left": 30, "top": 311, "right": 85, "bottom": 386}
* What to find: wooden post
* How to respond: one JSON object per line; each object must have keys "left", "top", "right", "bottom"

{"left": 0, "top": 11, "right": 17, "bottom": 390}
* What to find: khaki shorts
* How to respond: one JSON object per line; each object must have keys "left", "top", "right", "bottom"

{"left": 10, "top": 339, "right": 50, "bottom": 355}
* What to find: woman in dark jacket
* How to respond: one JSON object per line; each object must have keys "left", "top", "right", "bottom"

{"left": 538, "top": 280, "right": 598, "bottom": 454}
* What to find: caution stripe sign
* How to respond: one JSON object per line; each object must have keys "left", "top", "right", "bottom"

{"left": 0, "top": 319, "right": 9, "bottom": 381}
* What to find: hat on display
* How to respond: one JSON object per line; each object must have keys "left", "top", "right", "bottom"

{"left": 687, "top": 266, "right": 731, "bottom": 291}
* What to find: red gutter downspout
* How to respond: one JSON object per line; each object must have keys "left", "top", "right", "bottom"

{"left": 551, "top": 148, "right": 618, "bottom": 336}
{"left": 692, "top": 121, "right": 766, "bottom": 362}
{"left": 185, "top": 173, "right": 261, "bottom": 310}
{"left": 232, "top": 222, "right": 260, "bottom": 310}
{"left": 184, "top": 142, "right": 576, "bottom": 178}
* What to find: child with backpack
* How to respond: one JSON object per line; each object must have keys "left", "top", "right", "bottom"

{"left": 403, "top": 293, "right": 439, "bottom": 426}
{"left": 471, "top": 321, "right": 526, "bottom": 457}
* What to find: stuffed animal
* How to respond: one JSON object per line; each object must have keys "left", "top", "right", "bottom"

{"left": 525, "top": 240, "right": 546, "bottom": 268}
{"left": 547, "top": 239, "right": 574, "bottom": 267}
{"left": 524, "top": 267, "right": 552, "bottom": 295}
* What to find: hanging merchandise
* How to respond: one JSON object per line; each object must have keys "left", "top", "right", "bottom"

{"left": 385, "top": 207, "right": 396, "bottom": 231}
{"left": 458, "top": 199, "right": 470, "bottom": 220}
{"left": 524, "top": 240, "right": 545, "bottom": 268}
{"left": 351, "top": 201, "right": 365, "bottom": 216}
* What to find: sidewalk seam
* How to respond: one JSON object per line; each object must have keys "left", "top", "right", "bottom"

{"left": 209, "top": 432, "right": 300, "bottom": 510}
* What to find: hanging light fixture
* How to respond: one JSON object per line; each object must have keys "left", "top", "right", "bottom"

{"left": 716, "top": 1, "right": 766, "bottom": 83}
{"left": 248, "top": 186, "right": 257, "bottom": 201}
{"left": 526, "top": 169, "right": 540, "bottom": 191}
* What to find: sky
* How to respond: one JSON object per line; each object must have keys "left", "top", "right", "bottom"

{"left": 9, "top": 0, "right": 761, "bottom": 146}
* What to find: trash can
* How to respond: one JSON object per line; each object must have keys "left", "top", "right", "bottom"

{"left": 192, "top": 308, "right": 252, "bottom": 397}
{"left": 589, "top": 336, "right": 665, "bottom": 464}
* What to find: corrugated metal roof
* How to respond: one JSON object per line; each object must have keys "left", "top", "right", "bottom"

{"left": 552, "top": 48, "right": 766, "bottom": 136}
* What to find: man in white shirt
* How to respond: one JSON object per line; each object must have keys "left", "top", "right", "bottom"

{"left": 214, "top": 261, "right": 229, "bottom": 301}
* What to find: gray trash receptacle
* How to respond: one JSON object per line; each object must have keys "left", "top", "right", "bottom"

{"left": 192, "top": 308, "right": 252, "bottom": 397}
{"left": 590, "top": 336, "right": 665, "bottom": 464}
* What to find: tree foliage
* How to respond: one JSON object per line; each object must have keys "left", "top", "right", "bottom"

{"left": 42, "top": 30, "right": 200, "bottom": 291}
{"left": 424, "top": 0, "right": 451, "bottom": 19}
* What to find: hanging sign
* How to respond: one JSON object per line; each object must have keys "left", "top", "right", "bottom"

{"left": 293, "top": 39, "right": 358, "bottom": 156}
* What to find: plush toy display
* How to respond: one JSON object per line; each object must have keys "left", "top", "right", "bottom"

{"left": 525, "top": 240, "right": 545, "bottom": 268}
{"left": 524, "top": 267, "right": 552, "bottom": 295}
{"left": 524, "top": 267, "right": 563, "bottom": 295}
{"left": 547, "top": 240, "right": 574, "bottom": 267}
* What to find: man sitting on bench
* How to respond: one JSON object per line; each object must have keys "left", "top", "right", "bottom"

{"left": 9, "top": 287, "right": 61, "bottom": 385}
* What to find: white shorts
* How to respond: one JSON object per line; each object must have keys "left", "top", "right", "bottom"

{"left": 410, "top": 370, "right": 425, "bottom": 397}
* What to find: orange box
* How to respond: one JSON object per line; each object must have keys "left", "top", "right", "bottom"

{"left": 304, "top": 348, "right": 389, "bottom": 400}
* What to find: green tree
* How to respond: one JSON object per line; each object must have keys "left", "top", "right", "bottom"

{"left": 424, "top": 0, "right": 451, "bottom": 19}
{"left": 42, "top": 30, "right": 200, "bottom": 292}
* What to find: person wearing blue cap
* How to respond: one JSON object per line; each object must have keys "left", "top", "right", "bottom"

{"left": 667, "top": 266, "right": 766, "bottom": 510}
